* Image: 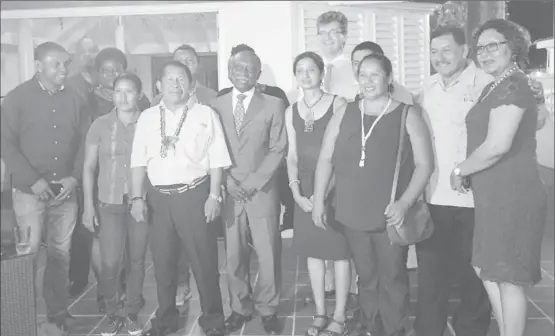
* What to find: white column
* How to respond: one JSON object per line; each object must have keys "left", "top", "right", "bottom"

{"left": 115, "top": 16, "right": 125, "bottom": 52}
{"left": 18, "top": 19, "right": 35, "bottom": 83}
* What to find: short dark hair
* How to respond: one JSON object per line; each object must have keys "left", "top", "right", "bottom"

{"left": 34, "top": 42, "right": 67, "bottom": 61}
{"left": 113, "top": 72, "right": 142, "bottom": 93}
{"left": 173, "top": 44, "right": 198, "bottom": 60}
{"left": 229, "top": 44, "right": 261, "bottom": 70}
{"left": 231, "top": 44, "right": 256, "bottom": 56}
{"left": 431, "top": 25, "right": 466, "bottom": 45}
{"left": 293, "top": 51, "right": 325, "bottom": 74}
{"left": 317, "top": 11, "right": 348, "bottom": 34}
{"left": 158, "top": 60, "right": 192, "bottom": 83}
{"left": 357, "top": 53, "right": 393, "bottom": 78}
{"left": 351, "top": 41, "right": 384, "bottom": 60}
{"left": 95, "top": 47, "right": 127, "bottom": 70}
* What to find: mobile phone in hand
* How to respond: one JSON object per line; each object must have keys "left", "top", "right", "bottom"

{"left": 49, "top": 183, "right": 63, "bottom": 196}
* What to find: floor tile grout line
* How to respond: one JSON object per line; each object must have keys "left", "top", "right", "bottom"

{"left": 79, "top": 262, "right": 154, "bottom": 335}
{"left": 291, "top": 256, "right": 300, "bottom": 336}
{"left": 526, "top": 295, "right": 555, "bottom": 325}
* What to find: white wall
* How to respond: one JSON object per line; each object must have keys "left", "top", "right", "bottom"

{"left": 217, "top": 1, "right": 296, "bottom": 92}
{"left": 127, "top": 54, "right": 153, "bottom": 101}
{"left": 1, "top": 46, "right": 20, "bottom": 97}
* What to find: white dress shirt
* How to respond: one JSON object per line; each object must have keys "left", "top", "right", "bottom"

{"left": 420, "top": 61, "right": 494, "bottom": 208}
{"left": 130, "top": 99, "right": 232, "bottom": 186}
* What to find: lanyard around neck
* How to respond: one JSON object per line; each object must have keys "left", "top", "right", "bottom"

{"left": 359, "top": 96, "right": 393, "bottom": 167}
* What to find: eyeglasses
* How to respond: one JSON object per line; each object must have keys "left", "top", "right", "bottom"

{"left": 476, "top": 41, "right": 509, "bottom": 55}
{"left": 317, "top": 29, "right": 344, "bottom": 39}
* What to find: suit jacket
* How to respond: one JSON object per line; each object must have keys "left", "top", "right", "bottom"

{"left": 211, "top": 90, "right": 287, "bottom": 218}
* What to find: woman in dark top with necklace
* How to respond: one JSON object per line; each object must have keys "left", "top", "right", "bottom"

{"left": 285, "top": 52, "right": 351, "bottom": 336}
{"left": 451, "top": 20, "right": 546, "bottom": 336}
{"left": 312, "top": 54, "right": 433, "bottom": 336}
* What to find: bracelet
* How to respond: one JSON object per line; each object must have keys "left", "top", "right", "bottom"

{"left": 209, "top": 193, "right": 223, "bottom": 203}
{"left": 288, "top": 180, "right": 300, "bottom": 187}
{"left": 130, "top": 196, "right": 144, "bottom": 203}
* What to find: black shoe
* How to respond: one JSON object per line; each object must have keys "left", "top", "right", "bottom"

{"left": 261, "top": 314, "right": 281, "bottom": 335}
{"left": 202, "top": 327, "right": 225, "bottom": 336}
{"left": 69, "top": 282, "right": 87, "bottom": 298}
{"left": 47, "top": 312, "right": 77, "bottom": 332}
{"left": 224, "top": 311, "right": 252, "bottom": 333}
{"left": 143, "top": 325, "right": 178, "bottom": 336}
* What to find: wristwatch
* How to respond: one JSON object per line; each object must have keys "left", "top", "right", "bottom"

{"left": 130, "top": 196, "right": 145, "bottom": 203}
{"left": 209, "top": 193, "right": 223, "bottom": 203}
{"left": 453, "top": 166, "right": 462, "bottom": 177}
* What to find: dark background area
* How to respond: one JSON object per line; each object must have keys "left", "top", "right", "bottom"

{"left": 508, "top": 0, "right": 554, "bottom": 69}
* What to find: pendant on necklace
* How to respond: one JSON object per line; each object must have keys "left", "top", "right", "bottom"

{"left": 304, "top": 118, "right": 314, "bottom": 132}
{"left": 359, "top": 147, "right": 366, "bottom": 167}
{"left": 160, "top": 136, "right": 179, "bottom": 158}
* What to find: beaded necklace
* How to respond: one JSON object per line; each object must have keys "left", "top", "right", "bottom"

{"left": 159, "top": 104, "right": 188, "bottom": 158}
{"left": 480, "top": 65, "right": 520, "bottom": 102}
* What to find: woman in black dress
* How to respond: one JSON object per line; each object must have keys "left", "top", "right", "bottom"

{"left": 285, "top": 52, "right": 351, "bottom": 336}
{"left": 451, "top": 19, "right": 546, "bottom": 336}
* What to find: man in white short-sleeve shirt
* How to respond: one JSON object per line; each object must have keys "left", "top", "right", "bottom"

{"left": 130, "top": 61, "right": 229, "bottom": 336}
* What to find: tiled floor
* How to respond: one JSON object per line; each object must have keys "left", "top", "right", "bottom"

{"left": 36, "top": 228, "right": 555, "bottom": 336}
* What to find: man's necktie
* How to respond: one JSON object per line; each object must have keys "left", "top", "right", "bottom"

{"left": 323, "top": 63, "right": 333, "bottom": 93}
{"left": 234, "top": 94, "right": 247, "bottom": 134}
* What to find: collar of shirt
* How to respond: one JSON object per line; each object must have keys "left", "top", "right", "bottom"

{"left": 107, "top": 108, "right": 140, "bottom": 127}
{"left": 232, "top": 86, "right": 255, "bottom": 111}
{"left": 428, "top": 61, "right": 480, "bottom": 91}
{"left": 323, "top": 53, "right": 349, "bottom": 66}
{"left": 36, "top": 76, "right": 65, "bottom": 95}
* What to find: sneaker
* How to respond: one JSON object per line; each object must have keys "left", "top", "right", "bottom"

{"left": 100, "top": 315, "right": 125, "bottom": 336}
{"left": 126, "top": 313, "right": 144, "bottom": 336}
{"left": 175, "top": 284, "right": 192, "bottom": 306}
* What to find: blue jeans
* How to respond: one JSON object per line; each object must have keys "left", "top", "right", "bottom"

{"left": 11, "top": 188, "right": 78, "bottom": 319}
{"left": 97, "top": 199, "right": 148, "bottom": 316}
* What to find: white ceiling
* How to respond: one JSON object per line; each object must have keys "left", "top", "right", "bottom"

{"left": 1, "top": 12, "right": 218, "bottom": 54}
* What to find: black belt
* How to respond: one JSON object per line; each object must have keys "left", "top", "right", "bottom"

{"left": 153, "top": 176, "right": 207, "bottom": 195}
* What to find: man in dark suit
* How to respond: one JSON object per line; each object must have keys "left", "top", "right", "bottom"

{"left": 217, "top": 84, "right": 293, "bottom": 232}
{"left": 211, "top": 45, "right": 286, "bottom": 335}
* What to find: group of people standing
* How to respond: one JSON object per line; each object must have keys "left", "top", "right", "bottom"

{"left": 0, "top": 9, "right": 551, "bottom": 336}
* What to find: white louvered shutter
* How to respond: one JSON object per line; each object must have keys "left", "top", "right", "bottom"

{"left": 401, "top": 13, "right": 429, "bottom": 94}
{"left": 300, "top": 4, "right": 366, "bottom": 57}
{"left": 374, "top": 13, "right": 401, "bottom": 83}
{"left": 374, "top": 10, "right": 430, "bottom": 94}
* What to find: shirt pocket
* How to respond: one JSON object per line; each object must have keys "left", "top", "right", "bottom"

{"left": 187, "top": 123, "right": 212, "bottom": 163}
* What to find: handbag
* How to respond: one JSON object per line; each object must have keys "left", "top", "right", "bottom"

{"left": 386, "top": 105, "right": 434, "bottom": 245}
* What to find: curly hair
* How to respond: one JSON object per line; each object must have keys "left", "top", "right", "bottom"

{"left": 473, "top": 19, "right": 531, "bottom": 69}
{"left": 317, "top": 11, "right": 348, "bottom": 34}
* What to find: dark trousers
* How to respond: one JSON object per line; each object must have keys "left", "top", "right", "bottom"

{"left": 97, "top": 199, "right": 148, "bottom": 316}
{"left": 342, "top": 226, "right": 409, "bottom": 336}
{"left": 414, "top": 204, "right": 491, "bottom": 336}
{"left": 148, "top": 181, "right": 224, "bottom": 330}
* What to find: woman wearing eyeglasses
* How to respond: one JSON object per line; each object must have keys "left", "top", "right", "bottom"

{"left": 450, "top": 19, "right": 546, "bottom": 336}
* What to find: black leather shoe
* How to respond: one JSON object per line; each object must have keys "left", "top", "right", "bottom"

{"left": 224, "top": 311, "right": 252, "bottom": 333}
{"left": 68, "top": 282, "right": 87, "bottom": 298}
{"left": 47, "top": 312, "right": 77, "bottom": 332}
{"left": 261, "top": 314, "right": 281, "bottom": 335}
{"left": 143, "top": 325, "right": 178, "bottom": 336}
{"left": 202, "top": 327, "right": 225, "bottom": 336}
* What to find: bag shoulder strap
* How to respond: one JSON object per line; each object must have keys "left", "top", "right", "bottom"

{"left": 389, "top": 104, "right": 409, "bottom": 204}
